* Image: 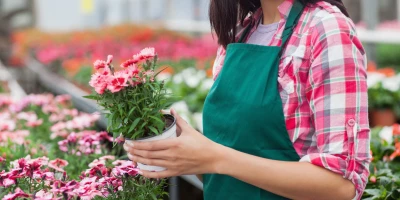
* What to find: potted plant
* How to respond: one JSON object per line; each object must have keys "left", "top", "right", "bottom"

{"left": 368, "top": 82, "right": 400, "bottom": 127}
{"left": 85, "top": 48, "right": 176, "bottom": 171}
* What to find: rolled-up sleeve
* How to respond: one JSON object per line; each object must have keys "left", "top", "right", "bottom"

{"left": 301, "top": 13, "right": 371, "bottom": 200}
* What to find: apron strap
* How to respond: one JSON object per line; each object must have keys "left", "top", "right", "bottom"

{"left": 280, "top": 1, "right": 305, "bottom": 47}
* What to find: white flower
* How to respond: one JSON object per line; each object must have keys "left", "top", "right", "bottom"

{"left": 367, "top": 72, "right": 385, "bottom": 88}
{"left": 379, "top": 126, "right": 393, "bottom": 144}
{"left": 201, "top": 78, "right": 214, "bottom": 91}
{"left": 193, "top": 112, "right": 203, "bottom": 133}
{"left": 382, "top": 74, "right": 400, "bottom": 92}
{"left": 172, "top": 101, "right": 189, "bottom": 113}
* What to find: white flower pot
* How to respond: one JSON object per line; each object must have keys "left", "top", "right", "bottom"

{"left": 128, "top": 114, "right": 177, "bottom": 172}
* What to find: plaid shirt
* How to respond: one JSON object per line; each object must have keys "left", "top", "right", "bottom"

{"left": 212, "top": 0, "right": 370, "bottom": 199}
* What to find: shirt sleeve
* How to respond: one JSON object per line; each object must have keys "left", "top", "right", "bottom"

{"left": 300, "top": 13, "right": 371, "bottom": 200}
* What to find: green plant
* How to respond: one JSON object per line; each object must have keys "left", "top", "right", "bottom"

{"left": 85, "top": 49, "right": 174, "bottom": 141}
{"left": 73, "top": 66, "right": 93, "bottom": 86}
{"left": 377, "top": 44, "right": 400, "bottom": 71}
{"left": 368, "top": 82, "right": 400, "bottom": 118}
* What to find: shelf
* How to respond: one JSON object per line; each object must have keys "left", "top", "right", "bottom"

{"left": 357, "top": 29, "right": 400, "bottom": 44}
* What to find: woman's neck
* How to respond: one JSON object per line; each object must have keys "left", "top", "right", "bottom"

{"left": 260, "top": 0, "right": 285, "bottom": 25}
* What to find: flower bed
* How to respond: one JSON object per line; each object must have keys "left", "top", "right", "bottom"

{"left": 364, "top": 124, "right": 400, "bottom": 200}
{"left": 0, "top": 94, "right": 167, "bottom": 199}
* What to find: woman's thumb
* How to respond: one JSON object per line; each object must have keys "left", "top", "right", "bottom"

{"left": 171, "top": 108, "right": 188, "bottom": 129}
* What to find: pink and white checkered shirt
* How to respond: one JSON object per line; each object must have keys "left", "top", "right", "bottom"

{"left": 212, "top": 0, "right": 370, "bottom": 199}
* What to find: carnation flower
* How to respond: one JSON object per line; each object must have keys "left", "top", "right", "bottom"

{"left": 48, "top": 159, "right": 69, "bottom": 172}
{"left": 140, "top": 47, "right": 156, "bottom": 59}
{"left": 93, "top": 60, "right": 107, "bottom": 70}
{"left": 106, "top": 55, "right": 113, "bottom": 65}
{"left": 2, "top": 188, "right": 29, "bottom": 200}
{"left": 107, "top": 72, "right": 129, "bottom": 93}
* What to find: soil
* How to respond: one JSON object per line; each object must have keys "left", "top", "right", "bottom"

{"left": 164, "top": 114, "right": 174, "bottom": 129}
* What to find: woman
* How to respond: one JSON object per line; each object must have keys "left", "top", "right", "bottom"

{"left": 124, "top": 0, "right": 370, "bottom": 199}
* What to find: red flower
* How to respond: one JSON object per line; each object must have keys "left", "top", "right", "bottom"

{"left": 2, "top": 188, "right": 29, "bottom": 200}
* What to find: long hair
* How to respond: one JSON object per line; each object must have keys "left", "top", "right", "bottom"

{"left": 209, "top": 0, "right": 349, "bottom": 48}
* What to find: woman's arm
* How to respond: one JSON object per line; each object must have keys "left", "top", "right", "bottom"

{"left": 213, "top": 142, "right": 355, "bottom": 200}
{"left": 124, "top": 109, "right": 355, "bottom": 200}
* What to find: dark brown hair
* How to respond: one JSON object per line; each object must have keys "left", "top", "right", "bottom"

{"left": 209, "top": 0, "right": 349, "bottom": 48}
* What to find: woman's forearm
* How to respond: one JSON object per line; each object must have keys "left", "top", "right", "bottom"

{"left": 212, "top": 144, "right": 356, "bottom": 200}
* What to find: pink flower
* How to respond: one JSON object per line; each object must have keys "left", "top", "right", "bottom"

{"left": 2, "top": 188, "right": 29, "bottom": 200}
{"left": 0, "top": 120, "right": 16, "bottom": 131}
{"left": 140, "top": 47, "right": 156, "bottom": 59}
{"left": 48, "top": 159, "right": 69, "bottom": 172}
{"left": 106, "top": 55, "right": 113, "bottom": 65}
{"left": 34, "top": 190, "right": 55, "bottom": 200}
{"left": 107, "top": 72, "right": 129, "bottom": 93}
{"left": 93, "top": 60, "right": 107, "bottom": 70}
{"left": 89, "top": 72, "right": 109, "bottom": 94}
{"left": 85, "top": 164, "right": 108, "bottom": 177}
{"left": 112, "top": 160, "right": 134, "bottom": 166}
{"left": 88, "top": 159, "right": 105, "bottom": 168}
{"left": 112, "top": 163, "right": 139, "bottom": 177}
{"left": 0, "top": 156, "right": 5, "bottom": 163}
{"left": 120, "top": 59, "right": 137, "bottom": 68}
{"left": 99, "top": 155, "right": 115, "bottom": 161}
{"left": 55, "top": 94, "right": 71, "bottom": 104}
{"left": 0, "top": 170, "right": 21, "bottom": 187}
{"left": 27, "top": 119, "right": 44, "bottom": 127}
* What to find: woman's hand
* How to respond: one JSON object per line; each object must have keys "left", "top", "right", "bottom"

{"left": 123, "top": 109, "right": 223, "bottom": 178}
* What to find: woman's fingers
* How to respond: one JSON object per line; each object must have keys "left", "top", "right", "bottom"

{"left": 130, "top": 149, "right": 170, "bottom": 159}
{"left": 125, "top": 138, "right": 177, "bottom": 151}
{"left": 129, "top": 154, "right": 170, "bottom": 168}
{"left": 140, "top": 169, "right": 176, "bottom": 179}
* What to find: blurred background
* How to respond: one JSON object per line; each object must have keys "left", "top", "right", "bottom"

{"left": 0, "top": 0, "right": 400, "bottom": 199}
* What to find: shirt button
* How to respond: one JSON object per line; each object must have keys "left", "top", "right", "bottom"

{"left": 348, "top": 119, "right": 356, "bottom": 127}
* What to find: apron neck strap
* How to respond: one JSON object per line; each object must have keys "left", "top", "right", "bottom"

{"left": 280, "top": 1, "right": 305, "bottom": 47}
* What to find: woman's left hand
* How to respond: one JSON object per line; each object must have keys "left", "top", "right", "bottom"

{"left": 123, "top": 109, "right": 223, "bottom": 178}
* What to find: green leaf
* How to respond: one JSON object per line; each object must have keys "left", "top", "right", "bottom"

{"left": 364, "top": 189, "right": 381, "bottom": 196}
{"left": 128, "top": 107, "right": 136, "bottom": 117}
{"left": 128, "top": 118, "right": 141, "bottom": 134}
{"left": 149, "top": 116, "right": 164, "bottom": 124}
{"left": 148, "top": 126, "right": 159, "bottom": 135}
{"left": 83, "top": 95, "right": 99, "bottom": 100}
{"left": 150, "top": 193, "right": 157, "bottom": 200}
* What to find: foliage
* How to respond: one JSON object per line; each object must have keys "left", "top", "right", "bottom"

{"left": 377, "top": 44, "right": 400, "bottom": 71}
{"left": 0, "top": 94, "right": 168, "bottom": 199}
{"left": 368, "top": 82, "right": 400, "bottom": 118}
{"left": 364, "top": 125, "right": 400, "bottom": 199}
{"left": 85, "top": 49, "right": 174, "bottom": 140}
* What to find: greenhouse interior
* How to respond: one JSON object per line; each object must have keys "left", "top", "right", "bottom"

{"left": 1, "top": 0, "right": 400, "bottom": 199}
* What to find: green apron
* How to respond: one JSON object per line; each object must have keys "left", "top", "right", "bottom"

{"left": 202, "top": 1, "right": 304, "bottom": 199}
